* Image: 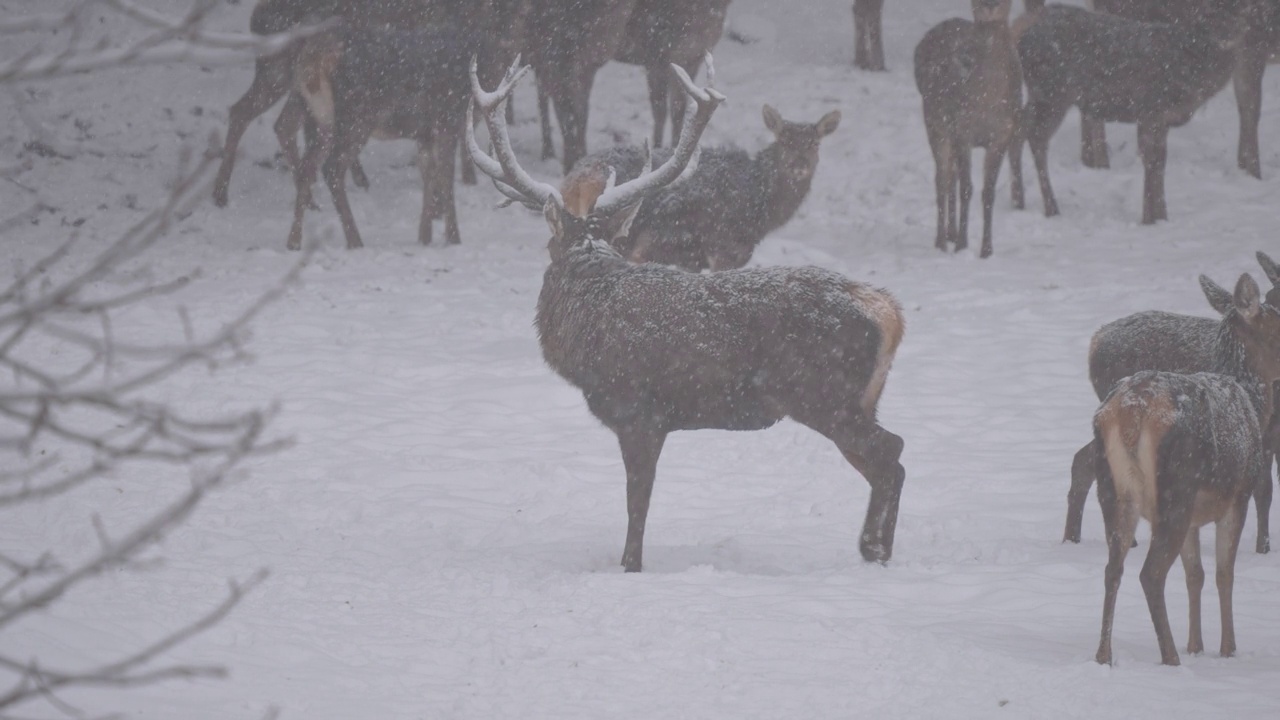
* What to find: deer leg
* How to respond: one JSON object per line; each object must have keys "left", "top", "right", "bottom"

{"left": 646, "top": 65, "right": 670, "bottom": 149}
{"left": 436, "top": 128, "right": 462, "bottom": 245}
{"left": 930, "top": 138, "right": 953, "bottom": 251}
{"left": 1008, "top": 108, "right": 1026, "bottom": 211}
{"left": 553, "top": 66, "right": 598, "bottom": 173}
{"left": 1255, "top": 451, "right": 1273, "bottom": 554}
{"left": 213, "top": 54, "right": 291, "bottom": 207}
{"left": 867, "top": 0, "right": 885, "bottom": 71}
{"left": 273, "top": 92, "right": 307, "bottom": 181}
{"left": 955, "top": 147, "right": 973, "bottom": 252}
{"left": 537, "top": 75, "right": 556, "bottom": 161}
{"left": 322, "top": 136, "right": 366, "bottom": 250}
{"left": 616, "top": 426, "right": 667, "bottom": 573}
{"left": 286, "top": 119, "right": 333, "bottom": 251}
{"left": 415, "top": 142, "right": 437, "bottom": 247}
{"left": 1216, "top": 492, "right": 1248, "bottom": 658}
{"left": 1233, "top": 39, "right": 1267, "bottom": 179}
{"left": 1137, "top": 122, "right": 1169, "bottom": 225}
{"left": 1095, "top": 448, "right": 1139, "bottom": 665}
{"left": 1064, "top": 440, "right": 1096, "bottom": 544}
{"left": 1025, "top": 98, "right": 1067, "bottom": 218}
{"left": 1141, "top": 510, "right": 1193, "bottom": 666}
{"left": 852, "top": 0, "right": 886, "bottom": 71}
{"left": 1180, "top": 527, "right": 1205, "bottom": 655}
{"left": 1080, "top": 114, "right": 1109, "bottom": 169}
{"left": 978, "top": 141, "right": 1006, "bottom": 259}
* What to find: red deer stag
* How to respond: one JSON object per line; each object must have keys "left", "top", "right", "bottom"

{"left": 914, "top": 0, "right": 1022, "bottom": 258}
{"left": 1082, "top": 0, "right": 1280, "bottom": 178}
{"left": 1093, "top": 273, "right": 1280, "bottom": 666}
{"left": 1015, "top": 1, "right": 1253, "bottom": 224}
{"left": 467, "top": 57, "right": 907, "bottom": 573}
{"left": 614, "top": 0, "right": 733, "bottom": 148}
{"left": 526, "top": 0, "right": 640, "bottom": 173}
{"left": 285, "top": 23, "right": 491, "bottom": 249}
{"left": 562, "top": 99, "right": 840, "bottom": 271}
{"left": 1066, "top": 253, "right": 1280, "bottom": 552}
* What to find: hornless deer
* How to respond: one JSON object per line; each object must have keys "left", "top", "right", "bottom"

{"left": 562, "top": 102, "right": 841, "bottom": 271}
{"left": 1093, "top": 273, "right": 1280, "bottom": 666}
{"left": 1066, "top": 252, "right": 1280, "bottom": 552}
{"left": 852, "top": 0, "right": 887, "bottom": 71}
{"left": 211, "top": 0, "right": 429, "bottom": 208}
{"left": 914, "top": 0, "right": 1022, "bottom": 258}
{"left": 614, "top": 0, "right": 733, "bottom": 148}
{"left": 285, "top": 23, "right": 490, "bottom": 249}
{"left": 526, "top": 0, "right": 640, "bottom": 173}
{"left": 468, "top": 57, "right": 907, "bottom": 573}
{"left": 1015, "top": 2, "right": 1253, "bottom": 224}
{"left": 1083, "top": 0, "right": 1280, "bottom": 178}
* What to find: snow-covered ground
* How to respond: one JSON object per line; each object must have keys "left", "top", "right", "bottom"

{"left": 4, "top": 0, "right": 1280, "bottom": 717}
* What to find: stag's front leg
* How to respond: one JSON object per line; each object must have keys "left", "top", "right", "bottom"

{"left": 616, "top": 426, "right": 667, "bottom": 573}
{"left": 1216, "top": 493, "right": 1249, "bottom": 658}
{"left": 1180, "top": 527, "right": 1205, "bottom": 655}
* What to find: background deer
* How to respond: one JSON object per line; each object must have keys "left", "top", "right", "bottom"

{"left": 526, "top": 0, "right": 639, "bottom": 173}
{"left": 913, "top": 0, "right": 1021, "bottom": 258}
{"left": 614, "top": 0, "right": 733, "bottom": 148}
{"left": 1015, "top": 1, "right": 1252, "bottom": 224}
{"left": 1065, "top": 252, "right": 1280, "bottom": 552}
{"left": 1093, "top": 273, "right": 1280, "bottom": 666}
{"left": 211, "top": 0, "right": 429, "bottom": 208}
{"left": 468, "top": 58, "right": 907, "bottom": 573}
{"left": 562, "top": 102, "right": 840, "bottom": 271}
{"left": 285, "top": 23, "right": 492, "bottom": 249}
{"left": 852, "top": 0, "right": 887, "bottom": 71}
{"left": 1083, "top": 0, "right": 1280, "bottom": 178}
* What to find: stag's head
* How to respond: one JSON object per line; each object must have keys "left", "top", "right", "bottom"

{"left": 762, "top": 105, "right": 841, "bottom": 186}
{"left": 467, "top": 54, "right": 725, "bottom": 262}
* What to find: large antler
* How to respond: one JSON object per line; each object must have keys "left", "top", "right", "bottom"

{"left": 467, "top": 56, "right": 562, "bottom": 210}
{"left": 593, "top": 54, "right": 726, "bottom": 217}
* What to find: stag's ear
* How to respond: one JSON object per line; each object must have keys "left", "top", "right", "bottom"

{"left": 815, "top": 110, "right": 841, "bottom": 137}
{"left": 762, "top": 104, "right": 783, "bottom": 135}
{"left": 1200, "top": 274, "right": 1234, "bottom": 315}
{"left": 1234, "top": 273, "right": 1262, "bottom": 321}
{"left": 1258, "top": 251, "right": 1280, "bottom": 286}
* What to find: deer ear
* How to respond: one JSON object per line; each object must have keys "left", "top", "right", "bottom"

{"left": 1234, "top": 273, "right": 1262, "bottom": 320}
{"left": 1258, "top": 251, "right": 1280, "bottom": 287}
{"left": 815, "top": 110, "right": 841, "bottom": 137}
{"left": 762, "top": 104, "right": 783, "bottom": 134}
{"left": 609, "top": 199, "right": 645, "bottom": 243}
{"left": 1200, "top": 275, "right": 1234, "bottom": 315}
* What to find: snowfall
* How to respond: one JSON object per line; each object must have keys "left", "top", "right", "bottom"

{"left": 3, "top": 0, "right": 1280, "bottom": 717}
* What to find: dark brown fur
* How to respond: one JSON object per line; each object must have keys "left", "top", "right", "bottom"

{"left": 852, "top": 0, "right": 887, "bottom": 71}
{"left": 914, "top": 0, "right": 1022, "bottom": 258}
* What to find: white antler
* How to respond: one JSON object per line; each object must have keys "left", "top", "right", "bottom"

{"left": 466, "top": 55, "right": 562, "bottom": 209}
{"left": 593, "top": 56, "right": 725, "bottom": 216}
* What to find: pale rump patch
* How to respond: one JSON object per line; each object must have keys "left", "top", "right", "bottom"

{"left": 1097, "top": 387, "right": 1176, "bottom": 523}
{"left": 560, "top": 165, "right": 610, "bottom": 219}
{"left": 848, "top": 284, "right": 904, "bottom": 415}
{"left": 295, "top": 36, "right": 344, "bottom": 128}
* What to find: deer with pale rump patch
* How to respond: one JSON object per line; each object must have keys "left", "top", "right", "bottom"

{"left": 467, "top": 56, "right": 907, "bottom": 572}
{"left": 1064, "top": 252, "right": 1280, "bottom": 551}
{"left": 1093, "top": 273, "right": 1280, "bottom": 666}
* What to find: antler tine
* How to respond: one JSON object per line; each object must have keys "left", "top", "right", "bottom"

{"left": 466, "top": 55, "right": 561, "bottom": 209}
{"left": 595, "top": 56, "right": 725, "bottom": 216}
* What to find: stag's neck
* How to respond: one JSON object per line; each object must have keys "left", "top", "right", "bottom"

{"left": 753, "top": 146, "right": 815, "bottom": 239}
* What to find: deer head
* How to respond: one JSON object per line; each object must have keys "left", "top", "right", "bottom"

{"left": 467, "top": 54, "right": 725, "bottom": 260}
{"left": 761, "top": 105, "right": 841, "bottom": 185}
{"left": 1202, "top": 272, "right": 1280, "bottom": 424}
{"left": 972, "top": 0, "right": 1014, "bottom": 24}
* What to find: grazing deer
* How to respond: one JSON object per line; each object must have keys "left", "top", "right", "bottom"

{"left": 285, "top": 23, "right": 490, "bottom": 249}
{"left": 1065, "top": 252, "right": 1280, "bottom": 552}
{"left": 1093, "top": 272, "right": 1280, "bottom": 666}
{"left": 852, "top": 0, "right": 887, "bottom": 71}
{"left": 526, "top": 0, "right": 640, "bottom": 173}
{"left": 614, "top": 0, "right": 733, "bottom": 148}
{"left": 563, "top": 102, "right": 840, "bottom": 271}
{"left": 1015, "top": 2, "right": 1252, "bottom": 224}
{"left": 211, "top": 0, "right": 429, "bottom": 207}
{"left": 1083, "top": 0, "right": 1280, "bottom": 178}
{"left": 468, "top": 57, "right": 907, "bottom": 573}
{"left": 914, "top": 0, "right": 1022, "bottom": 258}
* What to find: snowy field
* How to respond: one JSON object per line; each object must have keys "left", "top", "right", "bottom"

{"left": 4, "top": 0, "right": 1280, "bottom": 717}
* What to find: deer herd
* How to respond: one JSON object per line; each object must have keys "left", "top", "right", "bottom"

{"left": 210, "top": 0, "right": 1280, "bottom": 667}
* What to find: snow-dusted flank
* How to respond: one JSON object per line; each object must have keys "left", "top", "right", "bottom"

{"left": 3, "top": 1, "right": 1280, "bottom": 718}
